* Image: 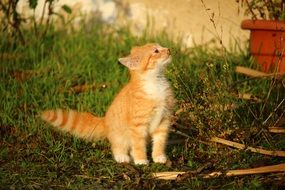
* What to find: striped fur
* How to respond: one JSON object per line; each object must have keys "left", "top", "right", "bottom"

{"left": 41, "top": 43, "right": 175, "bottom": 165}
{"left": 41, "top": 109, "right": 106, "bottom": 141}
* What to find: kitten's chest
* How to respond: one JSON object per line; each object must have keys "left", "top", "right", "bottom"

{"left": 148, "top": 104, "right": 167, "bottom": 132}
{"left": 141, "top": 76, "right": 171, "bottom": 131}
{"left": 142, "top": 76, "right": 169, "bottom": 101}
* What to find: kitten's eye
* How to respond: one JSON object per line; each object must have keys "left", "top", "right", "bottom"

{"left": 154, "top": 49, "right": 159, "bottom": 53}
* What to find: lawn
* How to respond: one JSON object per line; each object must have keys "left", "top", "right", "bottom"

{"left": 1, "top": 21, "right": 285, "bottom": 189}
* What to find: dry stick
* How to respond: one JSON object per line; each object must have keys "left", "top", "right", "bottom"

{"left": 268, "top": 127, "right": 285, "bottom": 134}
{"left": 236, "top": 66, "right": 267, "bottom": 77}
{"left": 235, "top": 66, "right": 285, "bottom": 78}
{"left": 214, "top": 163, "right": 285, "bottom": 177}
{"left": 153, "top": 172, "right": 186, "bottom": 180}
{"left": 210, "top": 137, "right": 285, "bottom": 157}
{"left": 153, "top": 163, "right": 285, "bottom": 180}
{"left": 237, "top": 92, "right": 262, "bottom": 102}
{"left": 232, "top": 66, "right": 285, "bottom": 89}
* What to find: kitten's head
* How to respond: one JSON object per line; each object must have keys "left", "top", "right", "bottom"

{"left": 118, "top": 43, "right": 171, "bottom": 73}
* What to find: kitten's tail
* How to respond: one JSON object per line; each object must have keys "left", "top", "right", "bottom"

{"left": 41, "top": 109, "right": 107, "bottom": 141}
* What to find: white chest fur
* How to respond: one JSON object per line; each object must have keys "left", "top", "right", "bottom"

{"left": 142, "top": 70, "right": 169, "bottom": 101}
{"left": 142, "top": 70, "right": 170, "bottom": 132}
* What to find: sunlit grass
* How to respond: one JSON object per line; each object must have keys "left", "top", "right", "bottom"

{"left": 1, "top": 22, "right": 284, "bottom": 189}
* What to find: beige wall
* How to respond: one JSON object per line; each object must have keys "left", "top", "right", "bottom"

{"left": 122, "top": 0, "right": 249, "bottom": 49}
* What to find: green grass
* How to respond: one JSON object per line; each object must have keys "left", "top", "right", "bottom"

{"left": 1, "top": 22, "right": 285, "bottom": 189}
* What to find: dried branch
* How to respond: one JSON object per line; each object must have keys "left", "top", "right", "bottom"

{"left": 235, "top": 66, "right": 285, "bottom": 78}
{"left": 210, "top": 137, "right": 285, "bottom": 157}
{"left": 153, "top": 163, "right": 285, "bottom": 180}
{"left": 268, "top": 127, "right": 285, "bottom": 134}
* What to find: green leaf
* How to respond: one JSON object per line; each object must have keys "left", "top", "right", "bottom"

{"left": 61, "top": 5, "right": 72, "bottom": 14}
{"left": 28, "top": 0, "right": 38, "bottom": 9}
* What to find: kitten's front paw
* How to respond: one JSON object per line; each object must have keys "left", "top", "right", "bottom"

{"left": 114, "top": 154, "right": 130, "bottom": 163}
{"left": 153, "top": 155, "right": 167, "bottom": 163}
{"left": 134, "top": 159, "right": 149, "bottom": 165}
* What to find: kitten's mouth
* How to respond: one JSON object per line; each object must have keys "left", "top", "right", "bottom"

{"left": 164, "top": 55, "right": 172, "bottom": 64}
{"left": 154, "top": 55, "right": 172, "bottom": 70}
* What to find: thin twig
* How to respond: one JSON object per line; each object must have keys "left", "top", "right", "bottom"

{"left": 244, "top": 0, "right": 258, "bottom": 19}
{"left": 262, "top": 97, "right": 285, "bottom": 126}
{"left": 260, "top": 73, "right": 278, "bottom": 121}
{"left": 170, "top": 128, "right": 210, "bottom": 146}
{"left": 271, "top": 109, "right": 285, "bottom": 128}
{"left": 170, "top": 128, "right": 191, "bottom": 138}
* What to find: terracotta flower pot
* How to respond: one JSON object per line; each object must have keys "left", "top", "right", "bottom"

{"left": 241, "top": 19, "right": 285, "bottom": 73}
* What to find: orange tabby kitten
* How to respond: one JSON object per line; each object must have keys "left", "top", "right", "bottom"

{"left": 41, "top": 43, "right": 174, "bottom": 165}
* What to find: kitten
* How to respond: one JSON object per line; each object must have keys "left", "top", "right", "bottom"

{"left": 41, "top": 43, "right": 175, "bottom": 165}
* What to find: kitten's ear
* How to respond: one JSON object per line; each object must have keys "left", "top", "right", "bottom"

{"left": 118, "top": 56, "right": 139, "bottom": 70}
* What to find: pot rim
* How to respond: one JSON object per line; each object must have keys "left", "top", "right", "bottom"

{"left": 241, "top": 19, "right": 285, "bottom": 31}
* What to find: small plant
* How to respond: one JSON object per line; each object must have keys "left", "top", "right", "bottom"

{"left": 236, "top": 0, "right": 285, "bottom": 20}
{"left": 0, "top": 0, "right": 72, "bottom": 44}
{"left": 0, "top": 0, "right": 25, "bottom": 44}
